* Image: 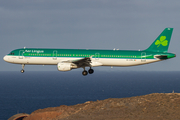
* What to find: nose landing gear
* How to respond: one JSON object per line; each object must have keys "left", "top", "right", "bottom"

{"left": 21, "top": 64, "right": 25, "bottom": 73}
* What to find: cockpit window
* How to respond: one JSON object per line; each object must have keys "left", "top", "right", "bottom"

{"left": 10, "top": 53, "right": 14, "bottom": 55}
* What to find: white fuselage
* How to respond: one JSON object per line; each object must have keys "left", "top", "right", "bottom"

{"left": 3, "top": 55, "right": 161, "bottom": 67}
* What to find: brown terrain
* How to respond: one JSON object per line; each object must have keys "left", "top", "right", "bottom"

{"left": 10, "top": 93, "right": 180, "bottom": 120}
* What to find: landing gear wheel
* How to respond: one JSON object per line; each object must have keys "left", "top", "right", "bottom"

{"left": 21, "top": 69, "right": 25, "bottom": 73}
{"left": 82, "top": 70, "right": 88, "bottom": 76}
{"left": 21, "top": 64, "right": 25, "bottom": 73}
{"left": 88, "top": 69, "right": 94, "bottom": 74}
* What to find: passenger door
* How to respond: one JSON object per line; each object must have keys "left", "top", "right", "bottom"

{"left": 53, "top": 50, "right": 57, "bottom": 60}
{"left": 141, "top": 52, "right": 146, "bottom": 62}
{"left": 19, "top": 50, "right": 24, "bottom": 59}
{"left": 95, "top": 53, "right": 100, "bottom": 60}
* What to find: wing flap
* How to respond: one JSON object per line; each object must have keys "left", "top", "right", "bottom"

{"left": 72, "top": 57, "right": 91, "bottom": 67}
{"left": 59, "top": 56, "right": 102, "bottom": 68}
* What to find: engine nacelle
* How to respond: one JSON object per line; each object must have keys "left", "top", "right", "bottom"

{"left": 57, "top": 63, "right": 72, "bottom": 71}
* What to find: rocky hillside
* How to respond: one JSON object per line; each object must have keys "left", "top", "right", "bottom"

{"left": 23, "top": 93, "right": 180, "bottom": 120}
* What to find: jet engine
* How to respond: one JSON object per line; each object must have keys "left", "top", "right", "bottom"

{"left": 57, "top": 63, "right": 72, "bottom": 71}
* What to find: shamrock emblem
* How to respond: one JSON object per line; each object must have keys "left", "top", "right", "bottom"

{"left": 155, "top": 36, "right": 168, "bottom": 47}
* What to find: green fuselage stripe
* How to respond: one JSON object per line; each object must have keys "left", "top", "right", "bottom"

{"left": 7, "top": 48, "right": 175, "bottom": 59}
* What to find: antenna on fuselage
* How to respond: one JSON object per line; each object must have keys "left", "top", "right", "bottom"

{"left": 24, "top": 47, "right": 26, "bottom": 49}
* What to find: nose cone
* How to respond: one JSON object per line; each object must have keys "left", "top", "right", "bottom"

{"left": 3, "top": 55, "right": 8, "bottom": 62}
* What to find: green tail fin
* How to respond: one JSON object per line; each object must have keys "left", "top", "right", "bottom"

{"left": 145, "top": 28, "right": 173, "bottom": 52}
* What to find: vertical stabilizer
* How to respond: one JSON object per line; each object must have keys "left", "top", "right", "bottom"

{"left": 145, "top": 28, "right": 173, "bottom": 52}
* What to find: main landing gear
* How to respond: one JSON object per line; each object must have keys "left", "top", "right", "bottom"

{"left": 82, "top": 67, "right": 94, "bottom": 76}
{"left": 21, "top": 64, "right": 25, "bottom": 73}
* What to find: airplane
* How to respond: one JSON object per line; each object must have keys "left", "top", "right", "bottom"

{"left": 3, "top": 28, "right": 176, "bottom": 76}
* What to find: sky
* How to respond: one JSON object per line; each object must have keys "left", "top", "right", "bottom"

{"left": 0, "top": 0, "right": 180, "bottom": 72}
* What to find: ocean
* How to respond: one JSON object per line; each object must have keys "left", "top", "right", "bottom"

{"left": 0, "top": 71, "right": 180, "bottom": 120}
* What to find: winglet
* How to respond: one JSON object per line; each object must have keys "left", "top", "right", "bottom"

{"left": 90, "top": 55, "right": 94, "bottom": 61}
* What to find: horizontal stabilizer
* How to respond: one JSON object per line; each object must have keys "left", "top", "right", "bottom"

{"left": 154, "top": 55, "right": 168, "bottom": 59}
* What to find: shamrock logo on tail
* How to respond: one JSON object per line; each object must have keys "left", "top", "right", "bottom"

{"left": 155, "top": 36, "right": 168, "bottom": 47}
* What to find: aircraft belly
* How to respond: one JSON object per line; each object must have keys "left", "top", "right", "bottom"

{"left": 99, "top": 59, "right": 120, "bottom": 66}
{"left": 25, "top": 57, "right": 77, "bottom": 65}
{"left": 99, "top": 58, "right": 160, "bottom": 66}
{"left": 11, "top": 57, "right": 82, "bottom": 65}
{"left": 27, "top": 57, "right": 57, "bottom": 64}
{"left": 5, "top": 56, "right": 58, "bottom": 65}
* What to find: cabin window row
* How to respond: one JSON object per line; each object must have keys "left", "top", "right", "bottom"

{"left": 28, "top": 54, "right": 92, "bottom": 57}
{"left": 101, "top": 55, "right": 137, "bottom": 58}
{"left": 27, "top": 54, "right": 137, "bottom": 58}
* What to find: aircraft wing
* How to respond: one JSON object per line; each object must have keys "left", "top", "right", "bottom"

{"left": 60, "top": 57, "right": 102, "bottom": 68}
{"left": 59, "top": 57, "right": 92, "bottom": 67}
{"left": 72, "top": 57, "right": 91, "bottom": 67}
